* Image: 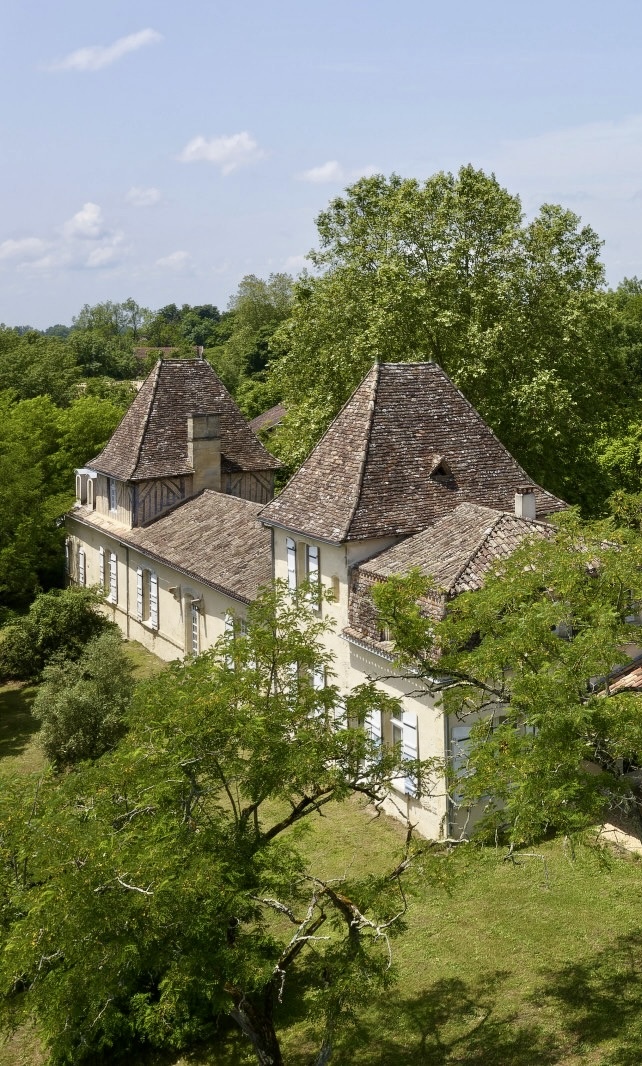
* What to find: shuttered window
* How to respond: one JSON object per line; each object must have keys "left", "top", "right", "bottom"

{"left": 191, "top": 603, "right": 200, "bottom": 655}
{"left": 136, "top": 567, "right": 143, "bottom": 620}
{"left": 305, "top": 544, "right": 320, "bottom": 608}
{"left": 78, "top": 547, "right": 86, "bottom": 586}
{"left": 109, "top": 552, "right": 117, "bottom": 603}
{"left": 365, "top": 707, "right": 383, "bottom": 747}
{"left": 391, "top": 709, "right": 418, "bottom": 796}
{"left": 99, "top": 546, "right": 105, "bottom": 591}
{"left": 286, "top": 537, "right": 296, "bottom": 591}
{"left": 149, "top": 572, "right": 159, "bottom": 629}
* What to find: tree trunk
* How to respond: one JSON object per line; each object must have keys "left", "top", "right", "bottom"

{"left": 229, "top": 991, "right": 284, "bottom": 1066}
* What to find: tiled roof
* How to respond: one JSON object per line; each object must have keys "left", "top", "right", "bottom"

{"left": 249, "top": 403, "right": 287, "bottom": 433}
{"left": 606, "top": 658, "right": 642, "bottom": 695}
{"left": 358, "top": 503, "right": 552, "bottom": 597}
{"left": 91, "top": 359, "right": 280, "bottom": 481}
{"left": 71, "top": 491, "right": 272, "bottom": 604}
{"left": 347, "top": 503, "right": 552, "bottom": 641}
{"left": 260, "top": 363, "right": 566, "bottom": 542}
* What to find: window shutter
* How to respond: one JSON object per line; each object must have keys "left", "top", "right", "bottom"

{"left": 402, "top": 711, "right": 418, "bottom": 796}
{"left": 365, "top": 707, "right": 383, "bottom": 746}
{"left": 64, "top": 538, "right": 70, "bottom": 576}
{"left": 286, "top": 538, "right": 296, "bottom": 591}
{"left": 136, "top": 567, "right": 143, "bottom": 620}
{"left": 78, "top": 547, "right": 86, "bottom": 586}
{"left": 191, "top": 603, "right": 200, "bottom": 655}
{"left": 149, "top": 572, "right": 158, "bottom": 629}
{"left": 109, "top": 552, "right": 117, "bottom": 603}
{"left": 450, "top": 724, "right": 471, "bottom": 802}
{"left": 99, "top": 546, "right": 105, "bottom": 590}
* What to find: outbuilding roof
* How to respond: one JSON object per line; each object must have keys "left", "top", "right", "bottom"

{"left": 90, "top": 359, "right": 280, "bottom": 481}
{"left": 70, "top": 491, "right": 272, "bottom": 604}
{"left": 259, "top": 362, "right": 565, "bottom": 543}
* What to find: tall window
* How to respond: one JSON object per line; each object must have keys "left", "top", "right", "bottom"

{"left": 78, "top": 547, "right": 86, "bottom": 586}
{"left": 99, "top": 546, "right": 105, "bottom": 591}
{"left": 136, "top": 567, "right": 159, "bottom": 629}
{"left": 108, "top": 552, "right": 118, "bottom": 603}
{"left": 191, "top": 602, "right": 200, "bottom": 655}
{"left": 305, "top": 544, "right": 320, "bottom": 607}
{"left": 109, "top": 478, "right": 118, "bottom": 513}
{"left": 286, "top": 537, "right": 296, "bottom": 591}
{"left": 390, "top": 709, "right": 418, "bottom": 796}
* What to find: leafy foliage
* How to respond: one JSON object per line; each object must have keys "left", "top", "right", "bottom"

{"left": 0, "top": 583, "right": 435, "bottom": 1065}
{"left": 33, "top": 630, "right": 134, "bottom": 767}
{"left": 0, "top": 586, "right": 115, "bottom": 682}
{"left": 270, "top": 167, "right": 618, "bottom": 508}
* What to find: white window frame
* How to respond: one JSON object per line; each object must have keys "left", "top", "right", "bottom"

{"left": 305, "top": 544, "right": 320, "bottom": 609}
{"left": 78, "top": 546, "right": 86, "bottom": 587}
{"left": 191, "top": 602, "right": 200, "bottom": 655}
{"left": 136, "top": 566, "right": 144, "bottom": 621}
{"left": 108, "top": 552, "right": 118, "bottom": 603}
{"left": 149, "top": 571, "right": 159, "bottom": 630}
{"left": 109, "top": 478, "right": 118, "bottom": 513}
{"left": 64, "top": 537, "right": 70, "bottom": 578}
{"left": 286, "top": 537, "right": 296, "bottom": 591}
{"left": 391, "top": 709, "right": 418, "bottom": 796}
{"left": 99, "top": 546, "right": 105, "bottom": 591}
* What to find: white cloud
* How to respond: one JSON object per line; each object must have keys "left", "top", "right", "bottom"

{"left": 156, "top": 250, "right": 191, "bottom": 271}
{"left": 177, "top": 132, "right": 266, "bottom": 174}
{"left": 125, "top": 185, "right": 161, "bottom": 207}
{"left": 283, "top": 254, "right": 308, "bottom": 273}
{"left": 297, "top": 160, "right": 378, "bottom": 184}
{"left": 0, "top": 237, "right": 48, "bottom": 262}
{"left": 49, "top": 28, "right": 162, "bottom": 72}
{"left": 62, "top": 202, "right": 106, "bottom": 240}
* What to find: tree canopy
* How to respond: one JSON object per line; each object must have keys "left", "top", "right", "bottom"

{"left": 270, "top": 167, "right": 620, "bottom": 507}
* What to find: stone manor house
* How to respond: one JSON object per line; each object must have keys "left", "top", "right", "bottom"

{"left": 66, "top": 357, "right": 566, "bottom": 837}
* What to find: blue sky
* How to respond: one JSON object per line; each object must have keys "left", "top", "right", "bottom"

{"left": 2, "top": 0, "right": 642, "bottom": 327}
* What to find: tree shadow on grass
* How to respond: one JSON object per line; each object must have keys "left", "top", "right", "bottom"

{"left": 0, "top": 684, "right": 38, "bottom": 761}
{"left": 316, "top": 971, "right": 561, "bottom": 1066}
{"left": 535, "top": 930, "right": 642, "bottom": 1066}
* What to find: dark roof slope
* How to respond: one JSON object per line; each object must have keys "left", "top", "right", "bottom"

{"left": 91, "top": 359, "right": 280, "bottom": 481}
{"left": 71, "top": 491, "right": 272, "bottom": 604}
{"left": 260, "top": 362, "right": 566, "bottom": 542}
{"left": 249, "top": 403, "right": 287, "bottom": 434}
{"left": 358, "top": 503, "right": 552, "bottom": 597}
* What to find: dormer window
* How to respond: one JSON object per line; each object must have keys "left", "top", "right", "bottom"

{"left": 108, "top": 478, "right": 118, "bottom": 513}
{"left": 430, "top": 456, "right": 453, "bottom": 482}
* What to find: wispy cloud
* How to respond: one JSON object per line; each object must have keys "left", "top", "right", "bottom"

{"left": 125, "top": 186, "right": 161, "bottom": 207}
{"left": 297, "top": 160, "right": 378, "bottom": 184}
{"left": 49, "top": 28, "right": 162, "bottom": 72}
{"left": 0, "top": 237, "right": 48, "bottom": 262}
{"left": 177, "top": 132, "right": 266, "bottom": 175}
{"left": 283, "top": 254, "right": 308, "bottom": 273}
{"left": 156, "top": 250, "right": 191, "bottom": 271}
{"left": 0, "top": 202, "right": 126, "bottom": 275}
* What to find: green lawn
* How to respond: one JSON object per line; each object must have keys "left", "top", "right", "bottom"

{"left": 3, "top": 641, "right": 642, "bottom": 1064}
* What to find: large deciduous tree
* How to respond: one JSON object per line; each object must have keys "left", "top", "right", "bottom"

{"left": 0, "top": 583, "right": 437, "bottom": 1066}
{"left": 271, "top": 167, "right": 618, "bottom": 507}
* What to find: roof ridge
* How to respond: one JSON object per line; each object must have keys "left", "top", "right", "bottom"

{"left": 130, "top": 359, "right": 163, "bottom": 479}
{"left": 341, "top": 363, "right": 381, "bottom": 539}
{"left": 447, "top": 508, "right": 504, "bottom": 593}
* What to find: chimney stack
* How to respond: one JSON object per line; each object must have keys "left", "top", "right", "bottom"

{"left": 515, "top": 485, "right": 536, "bottom": 520}
{"left": 187, "top": 412, "right": 221, "bottom": 494}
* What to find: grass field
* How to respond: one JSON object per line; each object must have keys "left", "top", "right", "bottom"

{"left": 3, "top": 642, "right": 642, "bottom": 1064}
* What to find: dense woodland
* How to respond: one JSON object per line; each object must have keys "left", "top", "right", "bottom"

{"left": 4, "top": 167, "right": 642, "bottom": 1065}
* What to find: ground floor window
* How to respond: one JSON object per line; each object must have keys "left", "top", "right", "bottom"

{"left": 136, "top": 567, "right": 159, "bottom": 629}
{"left": 108, "top": 552, "right": 118, "bottom": 603}
{"left": 390, "top": 709, "right": 418, "bottom": 796}
{"left": 191, "top": 602, "right": 200, "bottom": 655}
{"left": 78, "top": 546, "right": 86, "bottom": 587}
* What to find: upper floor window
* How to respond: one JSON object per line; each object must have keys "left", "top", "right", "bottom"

{"left": 286, "top": 537, "right": 296, "bottom": 591}
{"left": 109, "top": 478, "right": 118, "bottom": 513}
{"left": 191, "top": 602, "right": 200, "bottom": 655}
{"left": 78, "top": 546, "right": 86, "bottom": 587}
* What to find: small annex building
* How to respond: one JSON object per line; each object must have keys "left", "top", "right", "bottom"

{"left": 67, "top": 357, "right": 565, "bottom": 837}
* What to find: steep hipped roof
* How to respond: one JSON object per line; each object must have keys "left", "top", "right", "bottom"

{"left": 260, "top": 363, "right": 565, "bottom": 542}
{"left": 358, "top": 503, "right": 552, "bottom": 597}
{"left": 91, "top": 359, "right": 280, "bottom": 481}
{"left": 71, "top": 491, "right": 272, "bottom": 604}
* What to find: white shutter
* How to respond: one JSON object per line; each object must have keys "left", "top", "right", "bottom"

{"left": 64, "top": 538, "right": 70, "bottom": 577}
{"left": 109, "top": 552, "right": 117, "bottom": 603}
{"left": 99, "top": 546, "right": 105, "bottom": 590}
{"left": 149, "top": 572, "right": 158, "bottom": 629}
{"left": 365, "top": 707, "right": 383, "bottom": 746}
{"left": 78, "top": 547, "right": 86, "bottom": 586}
{"left": 450, "top": 725, "right": 472, "bottom": 802}
{"left": 191, "top": 603, "right": 200, "bottom": 655}
{"left": 286, "top": 538, "right": 296, "bottom": 591}
{"left": 402, "top": 711, "right": 418, "bottom": 796}
{"left": 310, "top": 665, "right": 325, "bottom": 718}
{"left": 136, "top": 567, "right": 143, "bottom": 620}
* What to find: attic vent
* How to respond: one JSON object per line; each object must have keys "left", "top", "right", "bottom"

{"left": 430, "top": 456, "right": 453, "bottom": 480}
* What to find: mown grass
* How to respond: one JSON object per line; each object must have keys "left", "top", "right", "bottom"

{"left": 3, "top": 640, "right": 642, "bottom": 1064}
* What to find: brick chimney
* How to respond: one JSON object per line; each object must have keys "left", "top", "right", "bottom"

{"left": 515, "top": 485, "right": 536, "bottom": 520}
{"left": 187, "top": 412, "right": 221, "bottom": 494}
